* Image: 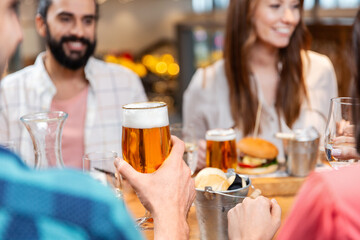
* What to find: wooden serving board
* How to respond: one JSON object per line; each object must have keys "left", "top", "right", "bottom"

{"left": 251, "top": 176, "right": 306, "bottom": 197}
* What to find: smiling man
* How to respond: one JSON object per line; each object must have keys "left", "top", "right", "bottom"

{"left": 0, "top": 0, "right": 147, "bottom": 168}
{"left": 0, "top": 2, "right": 194, "bottom": 239}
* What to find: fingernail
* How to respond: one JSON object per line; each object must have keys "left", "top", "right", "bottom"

{"left": 271, "top": 198, "right": 277, "bottom": 204}
{"left": 114, "top": 158, "right": 123, "bottom": 168}
{"left": 331, "top": 149, "right": 341, "bottom": 157}
{"left": 114, "top": 160, "right": 119, "bottom": 168}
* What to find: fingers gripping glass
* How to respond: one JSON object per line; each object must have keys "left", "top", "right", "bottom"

{"left": 324, "top": 97, "right": 360, "bottom": 169}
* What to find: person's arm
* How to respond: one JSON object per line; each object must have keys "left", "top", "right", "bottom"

{"left": 196, "top": 139, "right": 206, "bottom": 170}
{"left": 277, "top": 172, "right": 337, "bottom": 240}
{"left": 115, "top": 136, "right": 195, "bottom": 240}
{"left": 183, "top": 68, "right": 208, "bottom": 141}
{"left": 183, "top": 68, "right": 213, "bottom": 171}
{"left": 308, "top": 53, "right": 338, "bottom": 120}
{"left": 227, "top": 196, "right": 281, "bottom": 240}
{"left": 0, "top": 85, "right": 10, "bottom": 143}
{"left": 303, "top": 53, "right": 338, "bottom": 134}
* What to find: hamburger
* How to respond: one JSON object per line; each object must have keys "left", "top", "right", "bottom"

{"left": 236, "top": 137, "right": 278, "bottom": 175}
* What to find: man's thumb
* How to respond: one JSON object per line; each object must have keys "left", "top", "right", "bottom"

{"left": 271, "top": 198, "right": 282, "bottom": 225}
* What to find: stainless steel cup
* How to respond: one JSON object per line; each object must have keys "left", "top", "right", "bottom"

{"left": 286, "top": 128, "right": 320, "bottom": 177}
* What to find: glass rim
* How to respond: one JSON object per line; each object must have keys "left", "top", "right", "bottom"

{"left": 20, "top": 111, "right": 68, "bottom": 122}
{"left": 205, "top": 128, "right": 236, "bottom": 140}
{"left": 331, "top": 97, "right": 360, "bottom": 105}
{"left": 122, "top": 101, "right": 167, "bottom": 110}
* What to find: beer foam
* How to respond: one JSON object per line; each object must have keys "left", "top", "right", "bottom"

{"left": 205, "top": 128, "right": 236, "bottom": 141}
{"left": 122, "top": 102, "right": 169, "bottom": 129}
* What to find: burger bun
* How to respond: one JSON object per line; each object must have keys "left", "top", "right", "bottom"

{"left": 237, "top": 137, "right": 278, "bottom": 159}
{"left": 236, "top": 163, "right": 278, "bottom": 175}
{"left": 195, "top": 167, "right": 230, "bottom": 191}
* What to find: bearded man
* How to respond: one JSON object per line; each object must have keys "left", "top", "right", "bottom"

{"left": 0, "top": 0, "right": 147, "bottom": 168}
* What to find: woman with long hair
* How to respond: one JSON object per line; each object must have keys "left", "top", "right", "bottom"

{"left": 227, "top": 10, "right": 360, "bottom": 240}
{"left": 183, "top": 0, "right": 337, "bottom": 169}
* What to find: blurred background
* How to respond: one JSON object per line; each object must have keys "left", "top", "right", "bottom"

{"left": 8, "top": 0, "right": 359, "bottom": 122}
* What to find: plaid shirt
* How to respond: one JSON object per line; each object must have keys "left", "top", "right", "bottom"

{"left": 0, "top": 53, "right": 147, "bottom": 166}
{"left": 0, "top": 146, "right": 143, "bottom": 239}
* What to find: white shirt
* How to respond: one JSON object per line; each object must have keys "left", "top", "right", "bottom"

{"left": 0, "top": 53, "right": 147, "bottom": 167}
{"left": 183, "top": 51, "right": 338, "bottom": 162}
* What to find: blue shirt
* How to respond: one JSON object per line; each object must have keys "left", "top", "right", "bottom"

{"left": 0, "top": 147, "right": 143, "bottom": 239}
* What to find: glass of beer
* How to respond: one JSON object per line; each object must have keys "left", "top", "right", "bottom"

{"left": 122, "top": 101, "right": 171, "bottom": 229}
{"left": 206, "top": 128, "right": 237, "bottom": 172}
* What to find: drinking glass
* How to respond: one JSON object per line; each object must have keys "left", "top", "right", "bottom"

{"left": 122, "top": 101, "right": 171, "bottom": 230}
{"left": 324, "top": 97, "right": 360, "bottom": 169}
{"left": 83, "top": 151, "right": 122, "bottom": 199}
{"left": 170, "top": 123, "right": 198, "bottom": 175}
{"left": 205, "top": 128, "right": 237, "bottom": 172}
{"left": 20, "top": 111, "right": 68, "bottom": 169}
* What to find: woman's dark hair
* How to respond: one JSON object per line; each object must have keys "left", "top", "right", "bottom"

{"left": 224, "top": 0, "right": 311, "bottom": 136}
{"left": 37, "top": 0, "right": 99, "bottom": 20}
{"left": 352, "top": 10, "right": 360, "bottom": 152}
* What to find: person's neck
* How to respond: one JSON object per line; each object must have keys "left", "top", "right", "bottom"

{"left": 249, "top": 41, "right": 279, "bottom": 70}
{"left": 43, "top": 51, "right": 86, "bottom": 82}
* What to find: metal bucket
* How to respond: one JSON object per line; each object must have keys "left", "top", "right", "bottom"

{"left": 195, "top": 176, "right": 251, "bottom": 240}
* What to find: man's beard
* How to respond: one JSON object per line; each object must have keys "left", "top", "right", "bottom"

{"left": 45, "top": 27, "right": 96, "bottom": 71}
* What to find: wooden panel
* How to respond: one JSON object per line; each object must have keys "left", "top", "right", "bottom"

{"left": 251, "top": 177, "right": 305, "bottom": 197}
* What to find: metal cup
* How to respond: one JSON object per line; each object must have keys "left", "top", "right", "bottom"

{"left": 285, "top": 128, "right": 320, "bottom": 177}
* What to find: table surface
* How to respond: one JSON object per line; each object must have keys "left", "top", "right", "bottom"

{"left": 123, "top": 176, "right": 305, "bottom": 239}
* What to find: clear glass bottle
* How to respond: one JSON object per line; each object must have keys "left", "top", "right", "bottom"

{"left": 20, "top": 111, "right": 68, "bottom": 169}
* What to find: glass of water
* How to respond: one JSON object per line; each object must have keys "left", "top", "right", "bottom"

{"left": 170, "top": 123, "right": 198, "bottom": 175}
{"left": 324, "top": 97, "right": 360, "bottom": 169}
{"left": 83, "top": 151, "right": 122, "bottom": 199}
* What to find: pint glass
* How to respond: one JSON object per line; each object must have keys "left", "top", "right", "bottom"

{"left": 206, "top": 128, "right": 237, "bottom": 172}
{"left": 122, "top": 102, "right": 171, "bottom": 173}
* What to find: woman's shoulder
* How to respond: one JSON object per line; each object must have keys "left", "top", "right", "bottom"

{"left": 302, "top": 50, "right": 336, "bottom": 86}
{"left": 303, "top": 50, "right": 334, "bottom": 72}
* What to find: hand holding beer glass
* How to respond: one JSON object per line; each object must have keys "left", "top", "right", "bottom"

{"left": 205, "top": 128, "right": 237, "bottom": 172}
{"left": 122, "top": 102, "right": 171, "bottom": 229}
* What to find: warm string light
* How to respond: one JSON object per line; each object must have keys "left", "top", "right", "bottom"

{"left": 97, "top": 0, "right": 181, "bottom": 4}
{"left": 104, "top": 53, "right": 180, "bottom": 78}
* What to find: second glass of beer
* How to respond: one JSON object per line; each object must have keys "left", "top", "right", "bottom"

{"left": 206, "top": 128, "right": 237, "bottom": 172}
{"left": 122, "top": 101, "right": 171, "bottom": 229}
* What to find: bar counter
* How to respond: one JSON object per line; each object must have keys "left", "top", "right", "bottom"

{"left": 123, "top": 176, "right": 305, "bottom": 239}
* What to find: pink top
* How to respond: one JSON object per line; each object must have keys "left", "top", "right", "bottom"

{"left": 278, "top": 165, "right": 360, "bottom": 240}
{"left": 50, "top": 87, "right": 88, "bottom": 169}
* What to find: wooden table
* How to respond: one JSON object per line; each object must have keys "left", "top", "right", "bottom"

{"left": 123, "top": 176, "right": 305, "bottom": 239}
